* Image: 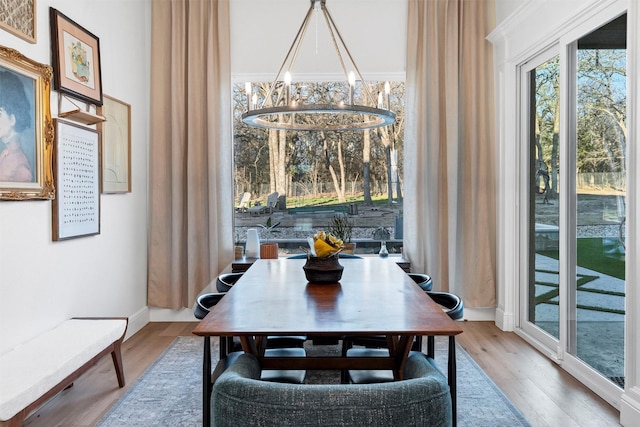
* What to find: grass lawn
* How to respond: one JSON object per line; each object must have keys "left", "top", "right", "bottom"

{"left": 286, "top": 194, "right": 395, "bottom": 208}
{"left": 538, "top": 237, "right": 625, "bottom": 280}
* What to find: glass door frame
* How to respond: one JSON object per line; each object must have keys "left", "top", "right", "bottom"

{"left": 517, "top": 44, "right": 566, "bottom": 359}
{"left": 515, "top": 7, "right": 628, "bottom": 408}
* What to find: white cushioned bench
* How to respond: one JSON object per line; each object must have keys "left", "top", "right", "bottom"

{"left": 0, "top": 318, "right": 128, "bottom": 427}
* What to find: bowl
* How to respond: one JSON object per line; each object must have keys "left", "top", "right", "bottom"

{"left": 302, "top": 256, "right": 344, "bottom": 284}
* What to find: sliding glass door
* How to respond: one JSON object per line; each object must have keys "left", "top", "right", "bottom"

{"left": 521, "top": 13, "right": 627, "bottom": 395}
{"left": 572, "top": 14, "right": 626, "bottom": 388}
{"left": 524, "top": 51, "right": 561, "bottom": 344}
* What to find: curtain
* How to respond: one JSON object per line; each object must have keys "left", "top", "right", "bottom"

{"left": 404, "top": 0, "right": 496, "bottom": 308}
{"left": 148, "top": 0, "right": 233, "bottom": 310}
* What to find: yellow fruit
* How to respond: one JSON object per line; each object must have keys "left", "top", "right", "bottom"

{"left": 314, "top": 238, "right": 337, "bottom": 258}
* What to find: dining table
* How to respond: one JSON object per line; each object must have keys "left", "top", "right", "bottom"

{"left": 193, "top": 257, "right": 463, "bottom": 426}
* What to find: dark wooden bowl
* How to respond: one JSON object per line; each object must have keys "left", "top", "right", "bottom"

{"left": 302, "top": 255, "right": 344, "bottom": 284}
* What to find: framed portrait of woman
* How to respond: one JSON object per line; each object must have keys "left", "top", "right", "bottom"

{"left": 0, "top": 45, "right": 55, "bottom": 200}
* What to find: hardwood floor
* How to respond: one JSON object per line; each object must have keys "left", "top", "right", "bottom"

{"left": 456, "top": 321, "right": 620, "bottom": 427}
{"left": 22, "top": 321, "right": 620, "bottom": 427}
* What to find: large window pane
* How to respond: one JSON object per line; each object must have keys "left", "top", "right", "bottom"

{"left": 232, "top": 81, "right": 405, "bottom": 255}
{"left": 529, "top": 56, "right": 561, "bottom": 339}
{"left": 574, "top": 14, "right": 626, "bottom": 387}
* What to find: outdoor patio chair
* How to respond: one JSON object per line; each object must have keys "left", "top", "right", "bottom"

{"left": 235, "top": 192, "right": 251, "bottom": 213}
{"left": 248, "top": 191, "right": 279, "bottom": 215}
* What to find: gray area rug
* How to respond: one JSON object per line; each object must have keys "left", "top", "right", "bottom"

{"left": 99, "top": 336, "right": 530, "bottom": 427}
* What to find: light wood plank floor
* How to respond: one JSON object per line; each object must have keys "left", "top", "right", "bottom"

{"left": 22, "top": 321, "right": 620, "bottom": 427}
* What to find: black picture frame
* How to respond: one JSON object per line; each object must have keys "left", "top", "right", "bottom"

{"left": 49, "top": 8, "right": 103, "bottom": 106}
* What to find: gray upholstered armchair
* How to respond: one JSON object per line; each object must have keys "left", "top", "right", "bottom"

{"left": 212, "top": 352, "right": 452, "bottom": 427}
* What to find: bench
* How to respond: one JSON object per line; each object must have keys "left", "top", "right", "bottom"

{"left": 0, "top": 318, "right": 128, "bottom": 427}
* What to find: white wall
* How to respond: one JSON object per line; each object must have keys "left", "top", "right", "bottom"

{"left": 230, "top": 0, "right": 407, "bottom": 82}
{"left": 0, "top": 0, "right": 150, "bottom": 354}
{"left": 495, "top": 0, "right": 528, "bottom": 26}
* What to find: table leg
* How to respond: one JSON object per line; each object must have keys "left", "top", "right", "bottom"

{"left": 392, "top": 335, "right": 415, "bottom": 380}
{"left": 202, "top": 336, "right": 211, "bottom": 427}
{"left": 239, "top": 335, "right": 260, "bottom": 355}
{"left": 448, "top": 336, "right": 457, "bottom": 427}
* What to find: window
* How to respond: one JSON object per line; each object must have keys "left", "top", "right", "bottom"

{"left": 232, "top": 81, "right": 405, "bottom": 255}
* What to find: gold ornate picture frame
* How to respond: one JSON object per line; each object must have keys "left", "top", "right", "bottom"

{"left": 0, "top": 45, "right": 55, "bottom": 200}
{"left": 0, "top": 0, "right": 36, "bottom": 43}
{"left": 97, "top": 95, "right": 131, "bottom": 193}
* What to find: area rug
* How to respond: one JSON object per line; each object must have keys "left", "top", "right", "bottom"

{"left": 98, "top": 337, "right": 530, "bottom": 427}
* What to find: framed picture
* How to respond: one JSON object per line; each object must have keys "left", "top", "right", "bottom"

{"left": 0, "top": 0, "right": 36, "bottom": 43}
{"left": 0, "top": 45, "right": 55, "bottom": 200}
{"left": 49, "top": 8, "right": 102, "bottom": 106}
{"left": 52, "top": 119, "right": 100, "bottom": 240}
{"left": 97, "top": 95, "right": 131, "bottom": 193}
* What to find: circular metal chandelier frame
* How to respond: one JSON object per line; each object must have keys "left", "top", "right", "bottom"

{"left": 243, "top": 0, "right": 396, "bottom": 132}
{"left": 242, "top": 104, "right": 396, "bottom": 131}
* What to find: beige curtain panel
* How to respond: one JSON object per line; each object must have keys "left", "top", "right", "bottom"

{"left": 148, "top": 0, "right": 233, "bottom": 310}
{"left": 404, "top": 0, "right": 497, "bottom": 308}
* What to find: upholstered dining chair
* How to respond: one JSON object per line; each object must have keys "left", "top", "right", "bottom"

{"left": 215, "top": 273, "right": 244, "bottom": 293}
{"left": 212, "top": 352, "right": 452, "bottom": 427}
{"left": 194, "top": 292, "right": 307, "bottom": 384}
{"left": 215, "top": 272, "right": 308, "bottom": 348}
{"left": 340, "top": 272, "right": 434, "bottom": 369}
{"left": 409, "top": 273, "right": 433, "bottom": 291}
{"left": 423, "top": 292, "right": 464, "bottom": 358}
{"left": 345, "top": 290, "right": 464, "bottom": 385}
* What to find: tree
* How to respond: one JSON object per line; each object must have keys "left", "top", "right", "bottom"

{"left": 232, "top": 81, "right": 405, "bottom": 204}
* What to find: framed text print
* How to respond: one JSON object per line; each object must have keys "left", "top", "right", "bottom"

{"left": 52, "top": 119, "right": 100, "bottom": 240}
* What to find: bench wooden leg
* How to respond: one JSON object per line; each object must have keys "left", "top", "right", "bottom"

{"left": 111, "top": 340, "right": 126, "bottom": 387}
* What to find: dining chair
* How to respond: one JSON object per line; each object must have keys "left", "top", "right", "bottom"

{"left": 193, "top": 292, "right": 307, "bottom": 384}
{"left": 214, "top": 272, "right": 308, "bottom": 349}
{"left": 409, "top": 273, "right": 433, "bottom": 291}
{"left": 340, "top": 272, "right": 433, "bottom": 365}
{"left": 216, "top": 273, "right": 243, "bottom": 292}
{"left": 194, "top": 292, "right": 235, "bottom": 359}
{"left": 344, "top": 290, "right": 464, "bottom": 384}
{"left": 212, "top": 352, "right": 452, "bottom": 427}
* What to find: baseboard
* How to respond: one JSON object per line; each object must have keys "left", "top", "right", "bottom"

{"left": 149, "top": 306, "right": 198, "bottom": 322}
{"left": 124, "top": 306, "right": 150, "bottom": 340}
{"left": 621, "top": 387, "right": 640, "bottom": 426}
{"left": 494, "top": 307, "right": 515, "bottom": 331}
{"left": 462, "top": 307, "right": 495, "bottom": 321}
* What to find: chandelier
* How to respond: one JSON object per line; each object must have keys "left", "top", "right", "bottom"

{"left": 241, "top": 0, "right": 396, "bottom": 132}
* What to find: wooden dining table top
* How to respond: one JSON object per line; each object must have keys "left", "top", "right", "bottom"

{"left": 192, "top": 257, "right": 463, "bottom": 338}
